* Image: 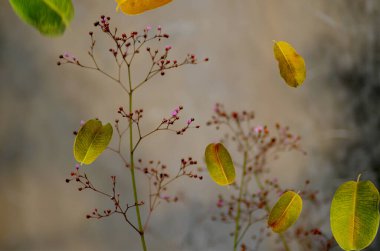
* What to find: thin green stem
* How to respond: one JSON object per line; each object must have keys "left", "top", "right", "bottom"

{"left": 279, "top": 233, "right": 290, "bottom": 251}
{"left": 233, "top": 151, "right": 248, "bottom": 250}
{"left": 128, "top": 66, "right": 147, "bottom": 251}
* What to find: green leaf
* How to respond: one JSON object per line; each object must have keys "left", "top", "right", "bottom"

{"left": 204, "top": 143, "right": 236, "bottom": 186}
{"left": 330, "top": 175, "right": 380, "bottom": 251}
{"left": 9, "top": 0, "right": 74, "bottom": 36}
{"left": 268, "top": 191, "right": 303, "bottom": 233}
{"left": 74, "top": 119, "right": 113, "bottom": 165}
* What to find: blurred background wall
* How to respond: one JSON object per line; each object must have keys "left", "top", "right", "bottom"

{"left": 0, "top": 0, "right": 379, "bottom": 250}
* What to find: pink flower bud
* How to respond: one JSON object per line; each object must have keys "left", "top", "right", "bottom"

{"left": 254, "top": 126, "right": 263, "bottom": 134}
{"left": 217, "top": 199, "right": 224, "bottom": 208}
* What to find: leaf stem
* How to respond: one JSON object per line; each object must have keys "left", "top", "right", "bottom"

{"left": 279, "top": 233, "right": 290, "bottom": 251}
{"left": 233, "top": 150, "right": 248, "bottom": 250}
{"left": 128, "top": 65, "right": 148, "bottom": 251}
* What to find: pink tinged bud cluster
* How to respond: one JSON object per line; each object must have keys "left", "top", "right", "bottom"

{"left": 57, "top": 52, "right": 79, "bottom": 65}
{"left": 171, "top": 107, "right": 180, "bottom": 117}
{"left": 217, "top": 199, "right": 224, "bottom": 208}
{"left": 254, "top": 125, "right": 263, "bottom": 134}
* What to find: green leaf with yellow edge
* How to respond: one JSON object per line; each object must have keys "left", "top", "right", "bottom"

{"left": 115, "top": 0, "right": 172, "bottom": 15}
{"left": 9, "top": 0, "right": 74, "bottom": 36}
{"left": 205, "top": 143, "right": 235, "bottom": 186}
{"left": 330, "top": 175, "right": 380, "bottom": 251}
{"left": 268, "top": 191, "right": 303, "bottom": 233}
{"left": 74, "top": 119, "right": 113, "bottom": 165}
{"left": 273, "top": 40, "right": 306, "bottom": 88}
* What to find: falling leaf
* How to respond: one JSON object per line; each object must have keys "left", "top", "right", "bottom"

{"left": 273, "top": 41, "right": 306, "bottom": 88}
{"left": 9, "top": 0, "right": 74, "bottom": 36}
{"left": 205, "top": 143, "right": 235, "bottom": 186}
{"left": 268, "top": 191, "right": 303, "bottom": 233}
{"left": 330, "top": 175, "right": 380, "bottom": 251}
{"left": 74, "top": 119, "right": 113, "bottom": 165}
{"left": 115, "top": 0, "right": 172, "bottom": 15}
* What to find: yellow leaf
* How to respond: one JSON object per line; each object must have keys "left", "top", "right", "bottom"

{"left": 205, "top": 143, "right": 236, "bottom": 186}
{"left": 330, "top": 175, "right": 380, "bottom": 251}
{"left": 273, "top": 41, "right": 306, "bottom": 88}
{"left": 268, "top": 191, "right": 303, "bottom": 233}
{"left": 116, "top": 0, "right": 173, "bottom": 15}
{"left": 74, "top": 119, "right": 113, "bottom": 165}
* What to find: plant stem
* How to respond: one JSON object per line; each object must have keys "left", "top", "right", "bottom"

{"left": 279, "top": 233, "right": 290, "bottom": 251}
{"left": 254, "top": 173, "right": 291, "bottom": 251}
{"left": 233, "top": 151, "right": 248, "bottom": 251}
{"left": 128, "top": 66, "right": 148, "bottom": 251}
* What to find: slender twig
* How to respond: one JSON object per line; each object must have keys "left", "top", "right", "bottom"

{"left": 127, "top": 64, "right": 148, "bottom": 251}
{"left": 233, "top": 151, "right": 248, "bottom": 250}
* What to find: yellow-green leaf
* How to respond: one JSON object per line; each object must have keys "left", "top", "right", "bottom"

{"left": 268, "top": 191, "right": 303, "bottom": 233}
{"left": 205, "top": 143, "right": 235, "bottom": 186}
{"left": 273, "top": 41, "right": 306, "bottom": 88}
{"left": 115, "top": 0, "right": 172, "bottom": 15}
{"left": 330, "top": 175, "right": 380, "bottom": 251}
{"left": 9, "top": 0, "right": 74, "bottom": 36}
{"left": 74, "top": 119, "right": 113, "bottom": 165}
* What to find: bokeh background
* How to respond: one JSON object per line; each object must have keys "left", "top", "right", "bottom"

{"left": 1, "top": 0, "right": 380, "bottom": 250}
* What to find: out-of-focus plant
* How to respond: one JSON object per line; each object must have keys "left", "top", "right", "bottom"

{"left": 9, "top": 0, "right": 74, "bottom": 36}
{"left": 206, "top": 104, "right": 333, "bottom": 251}
{"left": 59, "top": 16, "right": 208, "bottom": 251}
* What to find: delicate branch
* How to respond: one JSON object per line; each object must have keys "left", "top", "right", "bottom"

{"left": 140, "top": 157, "right": 203, "bottom": 230}
{"left": 66, "top": 169, "right": 142, "bottom": 234}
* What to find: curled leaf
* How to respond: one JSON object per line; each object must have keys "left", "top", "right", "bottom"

{"left": 330, "top": 175, "right": 380, "bottom": 251}
{"left": 268, "top": 191, "right": 303, "bottom": 233}
{"left": 9, "top": 0, "right": 74, "bottom": 36}
{"left": 74, "top": 119, "right": 113, "bottom": 165}
{"left": 205, "top": 143, "right": 235, "bottom": 186}
{"left": 273, "top": 41, "right": 306, "bottom": 88}
{"left": 116, "top": 0, "right": 172, "bottom": 15}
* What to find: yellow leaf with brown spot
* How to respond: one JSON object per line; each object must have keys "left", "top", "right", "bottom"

{"left": 273, "top": 41, "right": 306, "bottom": 88}
{"left": 268, "top": 191, "right": 302, "bottom": 233}
{"left": 115, "top": 0, "right": 172, "bottom": 15}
